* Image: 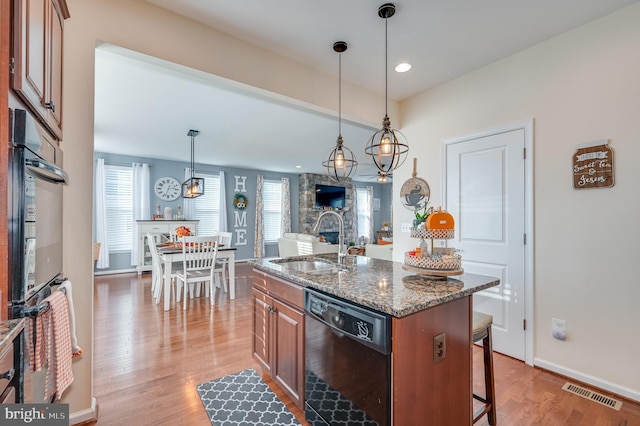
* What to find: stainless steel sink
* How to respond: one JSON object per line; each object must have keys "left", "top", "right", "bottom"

{"left": 280, "top": 260, "right": 334, "bottom": 272}
{"left": 270, "top": 258, "right": 347, "bottom": 274}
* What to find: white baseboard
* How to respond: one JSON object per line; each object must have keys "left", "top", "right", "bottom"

{"left": 534, "top": 358, "right": 640, "bottom": 403}
{"left": 94, "top": 268, "right": 138, "bottom": 276}
{"left": 70, "top": 397, "right": 97, "bottom": 425}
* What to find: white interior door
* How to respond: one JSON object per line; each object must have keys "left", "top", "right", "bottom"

{"left": 444, "top": 124, "right": 529, "bottom": 361}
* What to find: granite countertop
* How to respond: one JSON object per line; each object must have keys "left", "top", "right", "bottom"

{"left": 249, "top": 254, "right": 500, "bottom": 318}
{"left": 0, "top": 319, "right": 25, "bottom": 353}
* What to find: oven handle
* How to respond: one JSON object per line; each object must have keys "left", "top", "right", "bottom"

{"left": 25, "top": 158, "right": 68, "bottom": 184}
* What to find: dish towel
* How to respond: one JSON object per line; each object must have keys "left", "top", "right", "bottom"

{"left": 59, "top": 280, "right": 84, "bottom": 357}
{"left": 27, "top": 307, "right": 50, "bottom": 373}
{"left": 43, "top": 291, "right": 74, "bottom": 401}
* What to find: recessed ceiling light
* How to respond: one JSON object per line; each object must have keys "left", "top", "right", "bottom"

{"left": 295, "top": 165, "right": 302, "bottom": 169}
{"left": 395, "top": 62, "right": 412, "bottom": 73}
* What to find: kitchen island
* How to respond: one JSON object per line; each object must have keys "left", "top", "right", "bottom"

{"left": 250, "top": 254, "right": 500, "bottom": 425}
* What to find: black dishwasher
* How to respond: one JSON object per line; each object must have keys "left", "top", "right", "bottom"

{"left": 304, "top": 288, "right": 392, "bottom": 426}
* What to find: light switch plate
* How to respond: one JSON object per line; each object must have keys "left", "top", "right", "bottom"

{"left": 401, "top": 223, "right": 412, "bottom": 233}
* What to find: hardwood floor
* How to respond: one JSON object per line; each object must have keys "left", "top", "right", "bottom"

{"left": 94, "top": 264, "right": 640, "bottom": 425}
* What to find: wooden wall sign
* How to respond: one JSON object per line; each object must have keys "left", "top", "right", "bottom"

{"left": 233, "top": 175, "right": 248, "bottom": 245}
{"left": 573, "top": 140, "right": 614, "bottom": 189}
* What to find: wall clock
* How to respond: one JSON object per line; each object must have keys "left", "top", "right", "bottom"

{"left": 154, "top": 176, "right": 181, "bottom": 201}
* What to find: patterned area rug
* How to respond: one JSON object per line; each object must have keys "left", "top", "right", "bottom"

{"left": 197, "top": 369, "right": 302, "bottom": 426}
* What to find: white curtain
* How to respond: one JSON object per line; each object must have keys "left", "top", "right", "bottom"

{"left": 366, "top": 186, "right": 374, "bottom": 244}
{"left": 219, "top": 171, "right": 227, "bottom": 232}
{"left": 281, "top": 177, "right": 291, "bottom": 235}
{"left": 254, "top": 175, "right": 265, "bottom": 258}
{"left": 352, "top": 186, "right": 359, "bottom": 243}
{"left": 131, "top": 163, "right": 150, "bottom": 265}
{"left": 95, "top": 159, "right": 110, "bottom": 269}
{"left": 182, "top": 167, "right": 195, "bottom": 220}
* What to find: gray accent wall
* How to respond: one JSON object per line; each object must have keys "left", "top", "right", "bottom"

{"left": 94, "top": 152, "right": 391, "bottom": 273}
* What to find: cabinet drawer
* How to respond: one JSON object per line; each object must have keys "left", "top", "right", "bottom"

{"left": 0, "top": 343, "right": 14, "bottom": 396}
{"left": 253, "top": 270, "right": 267, "bottom": 292}
{"left": 140, "top": 223, "right": 171, "bottom": 233}
{"left": 0, "top": 386, "right": 15, "bottom": 404}
{"left": 267, "top": 275, "right": 304, "bottom": 310}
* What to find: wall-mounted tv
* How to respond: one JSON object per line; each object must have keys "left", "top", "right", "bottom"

{"left": 315, "top": 184, "right": 346, "bottom": 209}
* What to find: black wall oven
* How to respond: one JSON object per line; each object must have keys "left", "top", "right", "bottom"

{"left": 8, "top": 108, "right": 67, "bottom": 403}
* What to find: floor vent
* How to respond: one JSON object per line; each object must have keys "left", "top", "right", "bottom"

{"left": 561, "top": 382, "right": 622, "bottom": 411}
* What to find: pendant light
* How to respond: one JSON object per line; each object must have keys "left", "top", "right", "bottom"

{"left": 323, "top": 41, "right": 357, "bottom": 182}
{"left": 377, "top": 172, "right": 390, "bottom": 183}
{"left": 182, "top": 129, "right": 205, "bottom": 198}
{"left": 364, "top": 3, "right": 409, "bottom": 175}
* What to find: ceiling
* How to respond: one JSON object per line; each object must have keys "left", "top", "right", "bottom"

{"left": 94, "top": 0, "right": 638, "bottom": 181}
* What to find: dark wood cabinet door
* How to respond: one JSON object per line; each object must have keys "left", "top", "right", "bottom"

{"left": 252, "top": 288, "right": 272, "bottom": 374}
{"left": 273, "top": 298, "right": 304, "bottom": 409}
{"left": 12, "top": 0, "right": 47, "bottom": 117}
{"left": 252, "top": 269, "right": 306, "bottom": 410}
{"left": 45, "top": 0, "right": 63, "bottom": 139}
{"left": 0, "top": 386, "right": 16, "bottom": 404}
{"left": 12, "top": 0, "right": 67, "bottom": 140}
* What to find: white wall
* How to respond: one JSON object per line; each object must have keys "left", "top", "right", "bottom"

{"left": 394, "top": 3, "right": 640, "bottom": 400}
{"left": 62, "top": 0, "right": 390, "bottom": 417}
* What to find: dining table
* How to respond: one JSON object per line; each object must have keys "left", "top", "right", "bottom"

{"left": 157, "top": 245, "right": 237, "bottom": 311}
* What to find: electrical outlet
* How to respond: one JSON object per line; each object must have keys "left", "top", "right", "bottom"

{"left": 401, "top": 223, "right": 412, "bottom": 233}
{"left": 433, "top": 333, "right": 446, "bottom": 364}
{"left": 552, "top": 318, "right": 567, "bottom": 341}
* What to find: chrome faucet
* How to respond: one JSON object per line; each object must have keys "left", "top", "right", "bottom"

{"left": 313, "top": 211, "right": 346, "bottom": 260}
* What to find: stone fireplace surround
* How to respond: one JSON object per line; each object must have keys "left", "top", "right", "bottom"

{"left": 298, "top": 173, "right": 357, "bottom": 245}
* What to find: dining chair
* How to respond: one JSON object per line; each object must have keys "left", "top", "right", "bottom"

{"left": 147, "top": 233, "right": 179, "bottom": 304}
{"left": 174, "top": 235, "right": 220, "bottom": 309}
{"left": 213, "top": 231, "right": 233, "bottom": 292}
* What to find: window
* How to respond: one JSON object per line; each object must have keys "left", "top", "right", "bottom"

{"left": 104, "top": 165, "right": 133, "bottom": 252}
{"left": 193, "top": 173, "right": 221, "bottom": 236}
{"left": 263, "top": 180, "right": 282, "bottom": 243}
{"left": 356, "top": 187, "right": 372, "bottom": 240}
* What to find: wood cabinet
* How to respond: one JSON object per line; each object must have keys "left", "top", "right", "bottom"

{"left": 0, "top": 335, "right": 16, "bottom": 403}
{"left": 12, "top": 0, "right": 69, "bottom": 140}
{"left": 135, "top": 220, "right": 198, "bottom": 275}
{"left": 252, "top": 270, "right": 305, "bottom": 409}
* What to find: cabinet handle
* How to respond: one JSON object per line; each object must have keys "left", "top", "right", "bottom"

{"left": 45, "top": 102, "right": 56, "bottom": 113}
{"left": 0, "top": 368, "right": 15, "bottom": 381}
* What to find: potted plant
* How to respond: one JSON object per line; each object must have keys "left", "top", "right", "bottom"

{"left": 413, "top": 206, "right": 433, "bottom": 228}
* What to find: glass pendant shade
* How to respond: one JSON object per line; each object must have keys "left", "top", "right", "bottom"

{"left": 182, "top": 129, "right": 205, "bottom": 198}
{"left": 365, "top": 3, "right": 409, "bottom": 174}
{"left": 323, "top": 41, "right": 357, "bottom": 182}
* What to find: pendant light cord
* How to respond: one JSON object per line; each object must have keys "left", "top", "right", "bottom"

{"left": 385, "top": 16, "right": 388, "bottom": 117}
{"left": 339, "top": 51, "right": 342, "bottom": 137}
{"left": 190, "top": 135, "right": 195, "bottom": 179}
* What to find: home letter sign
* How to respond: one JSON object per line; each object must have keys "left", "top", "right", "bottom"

{"left": 233, "top": 176, "right": 248, "bottom": 246}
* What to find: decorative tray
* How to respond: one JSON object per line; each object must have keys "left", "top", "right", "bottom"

{"left": 410, "top": 227, "right": 455, "bottom": 240}
{"left": 403, "top": 251, "right": 463, "bottom": 278}
{"left": 401, "top": 263, "right": 464, "bottom": 278}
